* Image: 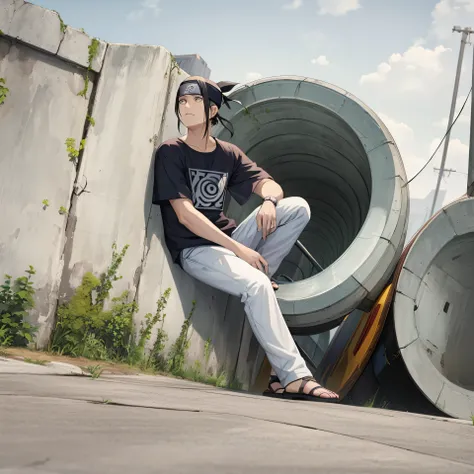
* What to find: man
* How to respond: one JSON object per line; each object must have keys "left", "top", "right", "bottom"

{"left": 152, "top": 76, "right": 339, "bottom": 401}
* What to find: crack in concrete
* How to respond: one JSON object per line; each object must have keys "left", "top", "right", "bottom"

{"left": 435, "top": 382, "right": 445, "bottom": 405}
{"left": 366, "top": 139, "right": 395, "bottom": 154}
{"left": 56, "top": 29, "right": 66, "bottom": 54}
{"left": 399, "top": 337, "right": 418, "bottom": 350}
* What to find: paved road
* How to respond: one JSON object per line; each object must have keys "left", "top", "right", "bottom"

{"left": 1, "top": 358, "right": 474, "bottom": 473}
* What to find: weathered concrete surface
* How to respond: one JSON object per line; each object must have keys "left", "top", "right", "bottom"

{"left": 0, "top": 0, "right": 106, "bottom": 71}
{"left": 1, "top": 373, "right": 473, "bottom": 473}
{"left": 0, "top": 357, "right": 85, "bottom": 375}
{"left": 0, "top": 37, "right": 94, "bottom": 346}
{"left": 4, "top": 1, "right": 62, "bottom": 54}
{"left": 58, "top": 26, "right": 107, "bottom": 72}
{"left": 60, "top": 43, "right": 177, "bottom": 305}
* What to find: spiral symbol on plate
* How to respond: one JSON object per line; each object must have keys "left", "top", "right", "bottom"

{"left": 190, "top": 169, "right": 228, "bottom": 210}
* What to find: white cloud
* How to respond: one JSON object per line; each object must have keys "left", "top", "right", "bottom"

{"left": 431, "top": 0, "right": 474, "bottom": 39}
{"left": 282, "top": 0, "right": 303, "bottom": 9}
{"left": 359, "top": 45, "right": 450, "bottom": 88}
{"left": 360, "top": 62, "right": 391, "bottom": 84}
{"left": 311, "top": 55, "right": 330, "bottom": 66}
{"left": 317, "top": 0, "right": 361, "bottom": 16}
{"left": 245, "top": 72, "right": 263, "bottom": 82}
{"left": 127, "top": 0, "right": 161, "bottom": 21}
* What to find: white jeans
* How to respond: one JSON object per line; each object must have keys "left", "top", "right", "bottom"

{"left": 180, "top": 197, "right": 313, "bottom": 387}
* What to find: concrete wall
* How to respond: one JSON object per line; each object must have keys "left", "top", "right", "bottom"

{"left": 0, "top": 1, "right": 254, "bottom": 387}
{"left": 0, "top": 0, "right": 106, "bottom": 346}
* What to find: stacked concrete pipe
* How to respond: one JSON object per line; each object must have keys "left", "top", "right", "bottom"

{"left": 213, "top": 76, "right": 409, "bottom": 334}
{"left": 390, "top": 196, "right": 474, "bottom": 420}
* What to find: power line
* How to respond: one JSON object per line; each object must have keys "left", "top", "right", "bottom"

{"left": 404, "top": 87, "right": 472, "bottom": 188}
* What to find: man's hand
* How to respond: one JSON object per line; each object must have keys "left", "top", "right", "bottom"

{"left": 234, "top": 243, "right": 269, "bottom": 274}
{"left": 257, "top": 201, "right": 277, "bottom": 240}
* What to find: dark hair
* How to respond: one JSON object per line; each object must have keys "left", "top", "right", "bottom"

{"left": 175, "top": 78, "right": 235, "bottom": 139}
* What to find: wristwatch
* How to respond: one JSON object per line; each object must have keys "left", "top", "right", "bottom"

{"left": 264, "top": 196, "right": 278, "bottom": 207}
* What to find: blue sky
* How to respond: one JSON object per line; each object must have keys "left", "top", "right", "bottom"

{"left": 29, "top": 0, "right": 474, "bottom": 216}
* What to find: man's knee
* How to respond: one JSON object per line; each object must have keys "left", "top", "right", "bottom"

{"left": 245, "top": 270, "right": 273, "bottom": 297}
{"left": 281, "top": 196, "right": 311, "bottom": 222}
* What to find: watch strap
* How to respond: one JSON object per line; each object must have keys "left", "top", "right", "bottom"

{"left": 264, "top": 196, "right": 278, "bottom": 206}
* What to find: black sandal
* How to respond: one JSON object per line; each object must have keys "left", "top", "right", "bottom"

{"left": 281, "top": 376, "right": 340, "bottom": 403}
{"left": 262, "top": 375, "right": 284, "bottom": 398}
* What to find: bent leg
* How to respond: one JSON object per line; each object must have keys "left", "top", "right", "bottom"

{"left": 231, "top": 196, "right": 311, "bottom": 278}
{"left": 180, "top": 245, "right": 311, "bottom": 387}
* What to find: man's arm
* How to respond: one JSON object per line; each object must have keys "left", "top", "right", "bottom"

{"left": 170, "top": 198, "right": 269, "bottom": 272}
{"left": 253, "top": 178, "right": 284, "bottom": 201}
{"left": 170, "top": 198, "right": 240, "bottom": 253}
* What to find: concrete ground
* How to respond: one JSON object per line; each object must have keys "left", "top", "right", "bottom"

{"left": 1, "top": 358, "right": 474, "bottom": 474}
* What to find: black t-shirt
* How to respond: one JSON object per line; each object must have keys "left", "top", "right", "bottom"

{"left": 152, "top": 137, "right": 273, "bottom": 265}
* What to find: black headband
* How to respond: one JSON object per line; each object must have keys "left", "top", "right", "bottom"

{"left": 178, "top": 80, "right": 235, "bottom": 110}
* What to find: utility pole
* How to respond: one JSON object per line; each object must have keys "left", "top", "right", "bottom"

{"left": 469, "top": 30, "right": 474, "bottom": 196}
{"left": 430, "top": 26, "right": 473, "bottom": 216}
{"left": 434, "top": 167, "right": 457, "bottom": 177}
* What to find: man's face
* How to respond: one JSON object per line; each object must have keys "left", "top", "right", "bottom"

{"left": 178, "top": 94, "right": 206, "bottom": 128}
{"left": 178, "top": 94, "right": 218, "bottom": 129}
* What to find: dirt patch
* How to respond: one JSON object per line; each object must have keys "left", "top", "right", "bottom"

{"left": 1, "top": 347, "right": 143, "bottom": 376}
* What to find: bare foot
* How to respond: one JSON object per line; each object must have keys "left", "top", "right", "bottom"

{"left": 285, "top": 376, "right": 339, "bottom": 400}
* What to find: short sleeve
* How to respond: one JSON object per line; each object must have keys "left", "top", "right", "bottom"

{"left": 227, "top": 146, "right": 273, "bottom": 205}
{"left": 152, "top": 144, "right": 193, "bottom": 205}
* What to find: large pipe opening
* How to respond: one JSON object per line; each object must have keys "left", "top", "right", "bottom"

{"left": 232, "top": 99, "right": 372, "bottom": 280}
{"left": 394, "top": 197, "right": 474, "bottom": 419}
{"left": 418, "top": 234, "right": 474, "bottom": 390}
{"left": 215, "top": 77, "right": 409, "bottom": 333}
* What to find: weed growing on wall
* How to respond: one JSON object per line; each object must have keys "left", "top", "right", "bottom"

{"left": 0, "top": 78, "right": 9, "bottom": 106}
{"left": 169, "top": 54, "right": 182, "bottom": 75}
{"left": 0, "top": 267, "right": 38, "bottom": 347}
{"left": 65, "top": 137, "right": 86, "bottom": 163}
{"left": 86, "top": 115, "right": 95, "bottom": 127}
{"left": 132, "top": 288, "right": 171, "bottom": 371}
{"left": 50, "top": 243, "right": 133, "bottom": 359}
{"left": 167, "top": 301, "right": 196, "bottom": 375}
{"left": 78, "top": 38, "right": 100, "bottom": 98}
{"left": 58, "top": 206, "right": 68, "bottom": 215}
{"left": 53, "top": 10, "right": 67, "bottom": 34}
{"left": 42, "top": 199, "right": 50, "bottom": 209}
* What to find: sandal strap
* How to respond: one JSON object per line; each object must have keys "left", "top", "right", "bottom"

{"left": 307, "top": 384, "right": 323, "bottom": 397}
{"left": 267, "top": 375, "right": 283, "bottom": 393}
{"left": 269, "top": 375, "right": 280, "bottom": 385}
{"left": 298, "top": 376, "right": 316, "bottom": 394}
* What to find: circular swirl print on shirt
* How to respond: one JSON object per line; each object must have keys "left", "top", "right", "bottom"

{"left": 189, "top": 168, "right": 228, "bottom": 210}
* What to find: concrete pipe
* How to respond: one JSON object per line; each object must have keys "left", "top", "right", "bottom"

{"left": 393, "top": 196, "right": 474, "bottom": 420}
{"left": 214, "top": 76, "right": 409, "bottom": 334}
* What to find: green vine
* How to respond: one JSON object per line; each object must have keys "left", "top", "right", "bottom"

{"left": 86, "top": 115, "right": 95, "bottom": 127}
{"left": 132, "top": 288, "right": 171, "bottom": 370}
{"left": 53, "top": 10, "right": 67, "bottom": 34}
{"left": 169, "top": 53, "right": 181, "bottom": 75}
{"left": 167, "top": 300, "right": 196, "bottom": 375}
{"left": 0, "top": 78, "right": 9, "bottom": 106}
{"left": 65, "top": 137, "right": 86, "bottom": 162}
{"left": 78, "top": 38, "right": 100, "bottom": 98}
